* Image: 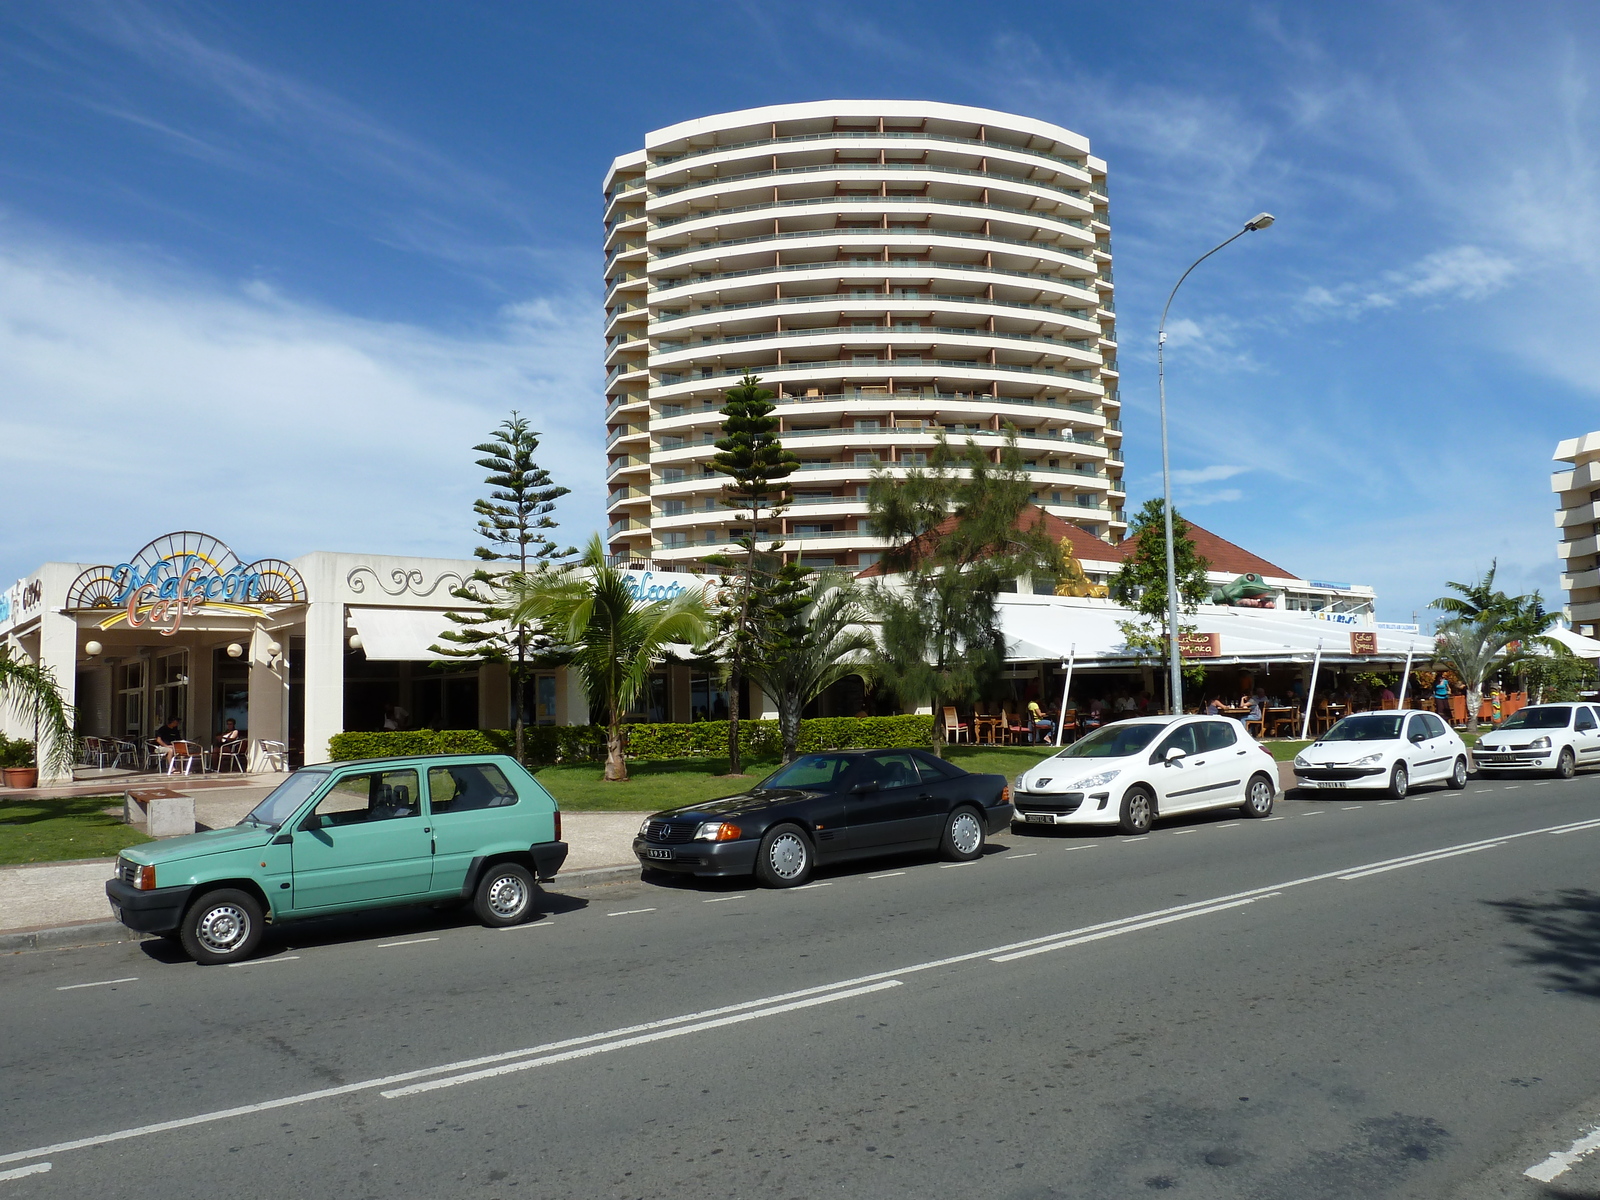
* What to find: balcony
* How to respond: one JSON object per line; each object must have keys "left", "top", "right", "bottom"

{"left": 650, "top": 257, "right": 1102, "bottom": 302}
{"left": 651, "top": 160, "right": 1093, "bottom": 205}
{"left": 654, "top": 226, "right": 1098, "bottom": 273}
{"left": 649, "top": 129, "right": 1089, "bottom": 174}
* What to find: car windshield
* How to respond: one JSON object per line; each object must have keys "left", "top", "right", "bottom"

{"left": 1497, "top": 706, "right": 1572, "bottom": 730}
{"left": 241, "top": 771, "right": 329, "bottom": 829}
{"left": 1053, "top": 723, "right": 1163, "bottom": 759}
{"left": 1322, "top": 714, "right": 1404, "bottom": 742}
{"left": 758, "top": 754, "right": 857, "bottom": 791}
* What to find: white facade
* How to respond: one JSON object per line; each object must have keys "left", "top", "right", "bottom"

{"left": 1554, "top": 431, "right": 1600, "bottom": 636}
{"left": 603, "top": 100, "right": 1123, "bottom": 572}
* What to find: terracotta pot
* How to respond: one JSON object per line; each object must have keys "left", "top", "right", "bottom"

{"left": 3, "top": 767, "right": 38, "bottom": 789}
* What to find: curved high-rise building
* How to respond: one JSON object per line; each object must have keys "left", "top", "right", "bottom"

{"left": 602, "top": 100, "right": 1123, "bottom": 571}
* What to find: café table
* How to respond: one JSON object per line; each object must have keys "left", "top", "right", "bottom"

{"left": 1266, "top": 706, "right": 1300, "bottom": 738}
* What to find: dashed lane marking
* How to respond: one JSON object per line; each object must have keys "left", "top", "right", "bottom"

{"left": 794, "top": 882, "right": 832, "bottom": 890}
{"left": 1342, "top": 806, "right": 1363, "bottom": 811}
{"left": 0, "top": 1163, "right": 49, "bottom": 1181}
{"left": 227, "top": 956, "right": 299, "bottom": 969}
{"left": 378, "top": 938, "right": 439, "bottom": 948}
{"left": 867, "top": 871, "right": 906, "bottom": 879}
{"left": 606, "top": 908, "right": 656, "bottom": 917}
{"left": 1005, "top": 854, "right": 1037, "bottom": 860}
{"left": 703, "top": 895, "right": 747, "bottom": 903}
{"left": 1378, "top": 801, "right": 1398, "bottom": 805}
{"left": 55, "top": 978, "right": 137, "bottom": 992}
{"left": 1302, "top": 811, "right": 1326, "bottom": 817}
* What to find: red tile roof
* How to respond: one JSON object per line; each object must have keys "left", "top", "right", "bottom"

{"left": 857, "top": 504, "right": 1297, "bottom": 580}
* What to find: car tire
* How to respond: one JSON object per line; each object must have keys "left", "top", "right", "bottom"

{"left": 179, "top": 888, "right": 264, "bottom": 965}
{"left": 1556, "top": 747, "right": 1577, "bottom": 779}
{"left": 1387, "top": 763, "right": 1409, "bottom": 799}
{"left": 940, "top": 806, "right": 986, "bottom": 861}
{"left": 1239, "top": 773, "right": 1276, "bottom": 818}
{"left": 473, "top": 862, "right": 537, "bottom": 928}
{"left": 754, "top": 823, "right": 814, "bottom": 888}
{"left": 1447, "top": 757, "right": 1468, "bottom": 790}
{"left": 1118, "top": 787, "right": 1154, "bottom": 836}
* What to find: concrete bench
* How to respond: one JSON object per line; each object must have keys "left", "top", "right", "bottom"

{"left": 124, "top": 787, "right": 195, "bottom": 838}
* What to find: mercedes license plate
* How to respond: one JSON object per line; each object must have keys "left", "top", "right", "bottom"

{"left": 646, "top": 848, "right": 674, "bottom": 860}
{"left": 1024, "top": 812, "right": 1055, "bottom": 823}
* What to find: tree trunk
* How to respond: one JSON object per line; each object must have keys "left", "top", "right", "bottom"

{"left": 726, "top": 662, "right": 743, "bottom": 775}
{"left": 930, "top": 699, "right": 946, "bottom": 759}
{"left": 1466, "top": 685, "right": 1482, "bottom": 734}
{"left": 604, "top": 705, "right": 628, "bottom": 782}
{"left": 780, "top": 693, "right": 802, "bottom": 763}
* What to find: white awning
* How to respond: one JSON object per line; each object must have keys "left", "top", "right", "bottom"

{"left": 1544, "top": 626, "right": 1600, "bottom": 659}
{"left": 348, "top": 608, "right": 487, "bottom": 662}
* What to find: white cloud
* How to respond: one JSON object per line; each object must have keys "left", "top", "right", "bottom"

{"left": 0, "top": 229, "right": 603, "bottom": 583}
{"left": 1178, "top": 487, "right": 1244, "bottom": 507}
{"left": 1171, "top": 464, "right": 1248, "bottom": 485}
{"left": 1302, "top": 244, "right": 1517, "bottom": 317}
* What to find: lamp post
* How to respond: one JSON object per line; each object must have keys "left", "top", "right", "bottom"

{"left": 1156, "top": 212, "right": 1276, "bottom": 714}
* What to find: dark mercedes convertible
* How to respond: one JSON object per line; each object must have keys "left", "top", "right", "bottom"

{"left": 633, "top": 748, "right": 1012, "bottom": 888}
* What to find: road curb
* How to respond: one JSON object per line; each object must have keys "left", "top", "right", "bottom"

{"left": 0, "top": 919, "right": 149, "bottom": 954}
{"left": 548, "top": 863, "right": 641, "bottom": 888}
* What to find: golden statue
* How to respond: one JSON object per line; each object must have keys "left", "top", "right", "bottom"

{"left": 1054, "top": 536, "right": 1108, "bottom": 597}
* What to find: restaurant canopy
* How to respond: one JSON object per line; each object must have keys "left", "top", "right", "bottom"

{"left": 996, "top": 595, "right": 1436, "bottom": 667}
{"left": 1542, "top": 625, "right": 1600, "bottom": 660}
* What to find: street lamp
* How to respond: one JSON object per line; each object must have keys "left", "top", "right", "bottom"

{"left": 1156, "top": 212, "right": 1275, "bottom": 714}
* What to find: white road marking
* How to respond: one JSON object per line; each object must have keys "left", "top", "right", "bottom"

{"left": 1264, "top": 817, "right": 1285, "bottom": 822}
{"left": 1216, "top": 823, "right": 1239, "bottom": 829}
{"left": 1378, "top": 801, "right": 1398, "bottom": 805}
{"left": 55, "top": 977, "right": 137, "bottom": 992}
{"left": 1525, "top": 1122, "right": 1600, "bottom": 1182}
{"left": 1172, "top": 830, "right": 1196, "bottom": 836}
{"left": 1338, "top": 843, "right": 1504, "bottom": 881}
{"left": 378, "top": 938, "right": 439, "bottom": 948}
{"left": 1005, "top": 854, "right": 1037, "bottom": 860}
{"left": 1302, "top": 811, "right": 1326, "bottom": 816}
{"left": 939, "top": 862, "right": 977, "bottom": 868}
{"left": 382, "top": 980, "right": 904, "bottom": 1098}
{"left": 1535, "top": 782, "right": 1553, "bottom": 787}
{"left": 1506, "top": 786, "right": 1521, "bottom": 790}
{"left": 12, "top": 813, "right": 1600, "bottom": 1171}
{"left": 867, "top": 871, "right": 906, "bottom": 879}
{"left": 1341, "top": 806, "right": 1363, "bottom": 811}
{"left": 703, "top": 895, "right": 747, "bottom": 903}
{"left": 606, "top": 908, "right": 656, "bottom": 917}
{"left": 794, "top": 882, "right": 832, "bottom": 890}
{"left": 0, "top": 1163, "right": 49, "bottom": 1181}
{"left": 226, "top": 956, "right": 299, "bottom": 969}
{"left": 497, "top": 921, "right": 552, "bottom": 930}
{"left": 992, "top": 894, "right": 1281, "bottom": 963}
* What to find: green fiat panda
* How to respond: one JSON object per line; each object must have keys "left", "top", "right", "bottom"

{"left": 106, "top": 754, "right": 567, "bottom": 964}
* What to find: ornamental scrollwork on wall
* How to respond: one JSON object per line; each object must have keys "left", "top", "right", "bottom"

{"left": 345, "top": 566, "right": 467, "bottom": 598}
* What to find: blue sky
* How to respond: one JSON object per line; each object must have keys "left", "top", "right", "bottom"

{"left": 2, "top": 1, "right": 1596, "bottom": 626}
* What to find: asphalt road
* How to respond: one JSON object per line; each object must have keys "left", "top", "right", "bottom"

{"left": 4, "top": 774, "right": 1600, "bottom": 1200}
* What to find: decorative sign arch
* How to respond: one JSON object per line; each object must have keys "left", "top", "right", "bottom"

{"left": 66, "top": 531, "right": 307, "bottom": 634}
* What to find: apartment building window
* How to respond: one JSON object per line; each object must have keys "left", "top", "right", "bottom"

{"left": 662, "top": 500, "right": 685, "bottom": 516}
{"left": 854, "top": 453, "right": 880, "bottom": 465}
{"left": 1076, "top": 493, "right": 1095, "bottom": 508}
{"left": 902, "top": 453, "right": 928, "bottom": 467}
{"left": 661, "top": 404, "right": 684, "bottom": 417}
{"left": 661, "top": 532, "right": 687, "bottom": 549}
{"left": 662, "top": 468, "right": 686, "bottom": 483}
{"left": 854, "top": 419, "right": 880, "bottom": 431}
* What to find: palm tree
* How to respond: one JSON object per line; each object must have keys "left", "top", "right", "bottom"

{"left": 0, "top": 648, "right": 76, "bottom": 779}
{"left": 508, "top": 536, "right": 709, "bottom": 781}
{"left": 748, "top": 573, "right": 876, "bottom": 764}
{"left": 1430, "top": 565, "right": 1554, "bottom": 731}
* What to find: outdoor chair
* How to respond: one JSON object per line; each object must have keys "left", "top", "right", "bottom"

{"left": 257, "top": 739, "right": 290, "bottom": 772}
{"left": 1003, "top": 708, "right": 1030, "bottom": 744}
{"left": 142, "top": 738, "right": 164, "bottom": 772}
{"left": 111, "top": 739, "right": 139, "bottom": 769}
{"left": 80, "top": 736, "right": 108, "bottom": 768}
{"left": 941, "top": 707, "right": 970, "bottom": 744}
{"left": 214, "top": 738, "right": 248, "bottom": 773}
{"left": 1245, "top": 711, "right": 1266, "bottom": 739}
{"left": 166, "top": 740, "right": 205, "bottom": 776}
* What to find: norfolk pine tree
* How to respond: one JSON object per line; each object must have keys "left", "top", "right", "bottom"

{"left": 1108, "top": 498, "right": 1211, "bottom": 708}
{"left": 866, "top": 433, "right": 1060, "bottom": 756}
{"left": 432, "top": 412, "right": 573, "bottom": 763}
{"left": 707, "top": 374, "right": 800, "bottom": 775}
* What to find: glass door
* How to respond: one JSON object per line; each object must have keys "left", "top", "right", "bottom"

{"left": 152, "top": 650, "right": 188, "bottom": 736}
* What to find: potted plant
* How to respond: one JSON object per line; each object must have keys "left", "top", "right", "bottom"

{"left": 0, "top": 733, "right": 38, "bottom": 789}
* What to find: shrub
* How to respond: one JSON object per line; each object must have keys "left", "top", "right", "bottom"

{"left": 327, "top": 715, "right": 933, "bottom": 765}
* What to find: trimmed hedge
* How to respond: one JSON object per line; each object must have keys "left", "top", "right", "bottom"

{"left": 327, "top": 714, "right": 932, "bottom": 766}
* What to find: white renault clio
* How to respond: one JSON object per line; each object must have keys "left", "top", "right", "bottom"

{"left": 1472, "top": 703, "right": 1600, "bottom": 778}
{"left": 1012, "top": 715, "right": 1280, "bottom": 836}
{"left": 1293, "top": 710, "right": 1468, "bottom": 797}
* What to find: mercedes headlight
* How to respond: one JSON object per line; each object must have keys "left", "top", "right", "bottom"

{"left": 1070, "top": 769, "right": 1121, "bottom": 790}
{"left": 638, "top": 818, "right": 652, "bottom": 837}
{"left": 694, "top": 821, "right": 743, "bottom": 842}
{"left": 1530, "top": 736, "right": 1552, "bottom": 749}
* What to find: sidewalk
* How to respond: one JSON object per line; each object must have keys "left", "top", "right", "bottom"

{"left": 0, "top": 810, "right": 647, "bottom": 943}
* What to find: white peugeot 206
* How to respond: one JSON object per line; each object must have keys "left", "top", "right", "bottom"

{"left": 1012, "top": 714, "right": 1280, "bottom": 836}
{"left": 1472, "top": 702, "right": 1600, "bottom": 778}
{"left": 1292, "top": 710, "right": 1469, "bottom": 798}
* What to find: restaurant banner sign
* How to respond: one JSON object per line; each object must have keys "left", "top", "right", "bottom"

{"left": 65, "top": 531, "right": 306, "bottom": 636}
{"left": 1349, "top": 631, "right": 1379, "bottom": 655}
{"left": 1178, "top": 631, "right": 1222, "bottom": 659}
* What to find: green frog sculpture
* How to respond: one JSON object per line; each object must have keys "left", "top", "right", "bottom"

{"left": 1211, "top": 573, "right": 1277, "bottom": 608}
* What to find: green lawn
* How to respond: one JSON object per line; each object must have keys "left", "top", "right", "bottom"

{"left": 0, "top": 796, "right": 152, "bottom": 865}
{"left": 535, "top": 744, "right": 1061, "bottom": 812}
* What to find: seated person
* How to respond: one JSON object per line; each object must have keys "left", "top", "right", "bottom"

{"left": 153, "top": 717, "right": 183, "bottom": 768}
{"left": 1204, "top": 696, "right": 1225, "bottom": 716}
{"left": 1026, "top": 699, "right": 1055, "bottom": 743}
{"left": 211, "top": 718, "right": 244, "bottom": 761}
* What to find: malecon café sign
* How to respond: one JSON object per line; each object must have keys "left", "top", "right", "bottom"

{"left": 66, "top": 532, "right": 307, "bottom": 636}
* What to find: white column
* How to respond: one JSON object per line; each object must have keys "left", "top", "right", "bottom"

{"left": 246, "top": 627, "right": 288, "bottom": 771}
{"left": 36, "top": 609, "right": 78, "bottom": 785}
{"left": 301, "top": 599, "right": 345, "bottom": 765}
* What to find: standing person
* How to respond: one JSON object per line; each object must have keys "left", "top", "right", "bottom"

{"left": 1433, "top": 675, "right": 1452, "bottom": 722}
